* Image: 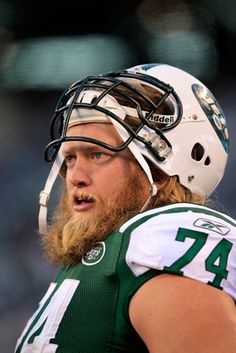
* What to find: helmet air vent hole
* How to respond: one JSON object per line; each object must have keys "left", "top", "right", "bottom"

{"left": 191, "top": 143, "right": 204, "bottom": 161}
{"left": 204, "top": 156, "right": 211, "bottom": 166}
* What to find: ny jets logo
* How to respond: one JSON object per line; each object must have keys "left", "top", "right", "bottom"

{"left": 192, "top": 83, "right": 229, "bottom": 153}
{"left": 194, "top": 218, "right": 230, "bottom": 235}
{"left": 82, "top": 242, "right": 106, "bottom": 266}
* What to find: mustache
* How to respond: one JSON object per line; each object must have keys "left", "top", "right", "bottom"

{"left": 68, "top": 188, "right": 97, "bottom": 204}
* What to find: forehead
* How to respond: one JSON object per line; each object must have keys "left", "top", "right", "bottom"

{"left": 66, "top": 122, "right": 123, "bottom": 147}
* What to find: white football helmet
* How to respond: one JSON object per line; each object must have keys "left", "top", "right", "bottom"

{"left": 39, "top": 63, "right": 229, "bottom": 234}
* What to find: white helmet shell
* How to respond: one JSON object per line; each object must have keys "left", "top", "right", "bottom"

{"left": 126, "top": 64, "right": 229, "bottom": 196}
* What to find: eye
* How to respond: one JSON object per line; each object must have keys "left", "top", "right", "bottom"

{"left": 91, "top": 152, "right": 103, "bottom": 160}
{"left": 64, "top": 154, "right": 76, "bottom": 166}
{"left": 90, "top": 151, "right": 112, "bottom": 162}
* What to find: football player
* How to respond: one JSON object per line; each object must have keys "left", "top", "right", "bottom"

{"left": 15, "top": 64, "right": 236, "bottom": 353}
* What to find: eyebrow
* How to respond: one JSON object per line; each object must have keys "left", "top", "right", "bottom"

{"left": 62, "top": 142, "right": 113, "bottom": 155}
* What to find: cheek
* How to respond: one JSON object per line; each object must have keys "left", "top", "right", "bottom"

{"left": 64, "top": 172, "right": 73, "bottom": 192}
{"left": 95, "top": 162, "right": 131, "bottom": 194}
{"left": 96, "top": 171, "right": 120, "bottom": 192}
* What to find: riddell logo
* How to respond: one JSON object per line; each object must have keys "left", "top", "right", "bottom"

{"left": 149, "top": 115, "right": 175, "bottom": 124}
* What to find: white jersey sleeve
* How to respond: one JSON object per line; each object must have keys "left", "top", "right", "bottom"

{"left": 120, "top": 203, "right": 236, "bottom": 301}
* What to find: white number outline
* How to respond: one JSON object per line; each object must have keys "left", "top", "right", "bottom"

{"left": 15, "top": 279, "right": 80, "bottom": 353}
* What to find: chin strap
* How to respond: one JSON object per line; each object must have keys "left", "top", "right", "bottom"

{"left": 127, "top": 140, "right": 158, "bottom": 212}
{"left": 140, "top": 183, "right": 158, "bottom": 212}
{"left": 38, "top": 146, "right": 64, "bottom": 235}
{"left": 110, "top": 119, "right": 158, "bottom": 213}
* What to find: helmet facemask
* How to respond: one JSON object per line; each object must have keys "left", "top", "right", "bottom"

{"left": 44, "top": 72, "right": 182, "bottom": 166}
{"left": 39, "top": 72, "right": 182, "bottom": 235}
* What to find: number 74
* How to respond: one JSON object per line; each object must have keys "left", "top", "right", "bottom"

{"left": 164, "top": 227, "right": 233, "bottom": 289}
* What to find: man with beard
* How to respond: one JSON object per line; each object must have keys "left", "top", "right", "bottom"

{"left": 15, "top": 64, "right": 236, "bottom": 353}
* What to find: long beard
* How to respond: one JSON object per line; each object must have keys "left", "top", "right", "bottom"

{"left": 42, "top": 168, "right": 150, "bottom": 266}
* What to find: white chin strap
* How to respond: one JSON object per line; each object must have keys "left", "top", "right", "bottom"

{"left": 120, "top": 139, "right": 158, "bottom": 211}
{"left": 38, "top": 146, "right": 64, "bottom": 235}
{"left": 110, "top": 118, "right": 158, "bottom": 211}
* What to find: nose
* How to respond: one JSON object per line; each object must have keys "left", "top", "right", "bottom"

{"left": 66, "top": 158, "right": 92, "bottom": 188}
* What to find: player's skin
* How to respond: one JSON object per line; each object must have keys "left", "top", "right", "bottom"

{"left": 63, "top": 123, "right": 147, "bottom": 213}
{"left": 63, "top": 123, "right": 236, "bottom": 353}
{"left": 129, "top": 274, "right": 236, "bottom": 353}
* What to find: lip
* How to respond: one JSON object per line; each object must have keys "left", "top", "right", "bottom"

{"left": 73, "top": 200, "right": 95, "bottom": 213}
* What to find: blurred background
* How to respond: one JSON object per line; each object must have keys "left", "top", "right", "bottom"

{"left": 0, "top": 0, "right": 235, "bottom": 351}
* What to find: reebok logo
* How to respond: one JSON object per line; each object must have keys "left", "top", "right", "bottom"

{"left": 194, "top": 218, "right": 230, "bottom": 236}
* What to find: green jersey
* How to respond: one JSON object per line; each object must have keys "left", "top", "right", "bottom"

{"left": 15, "top": 203, "right": 236, "bottom": 353}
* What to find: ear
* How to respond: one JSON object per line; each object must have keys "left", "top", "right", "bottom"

{"left": 149, "top": 179, "right": 168, "bottom": 198}
{"left": 155, "top": 178, "right": 168, "bottom": 191}
{"left": 156, "top": 178, "right": 169, "bottom": 190}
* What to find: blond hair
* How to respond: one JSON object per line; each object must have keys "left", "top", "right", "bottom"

{"left": 151, "top": 175, "right": 205, "bottom": 208}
